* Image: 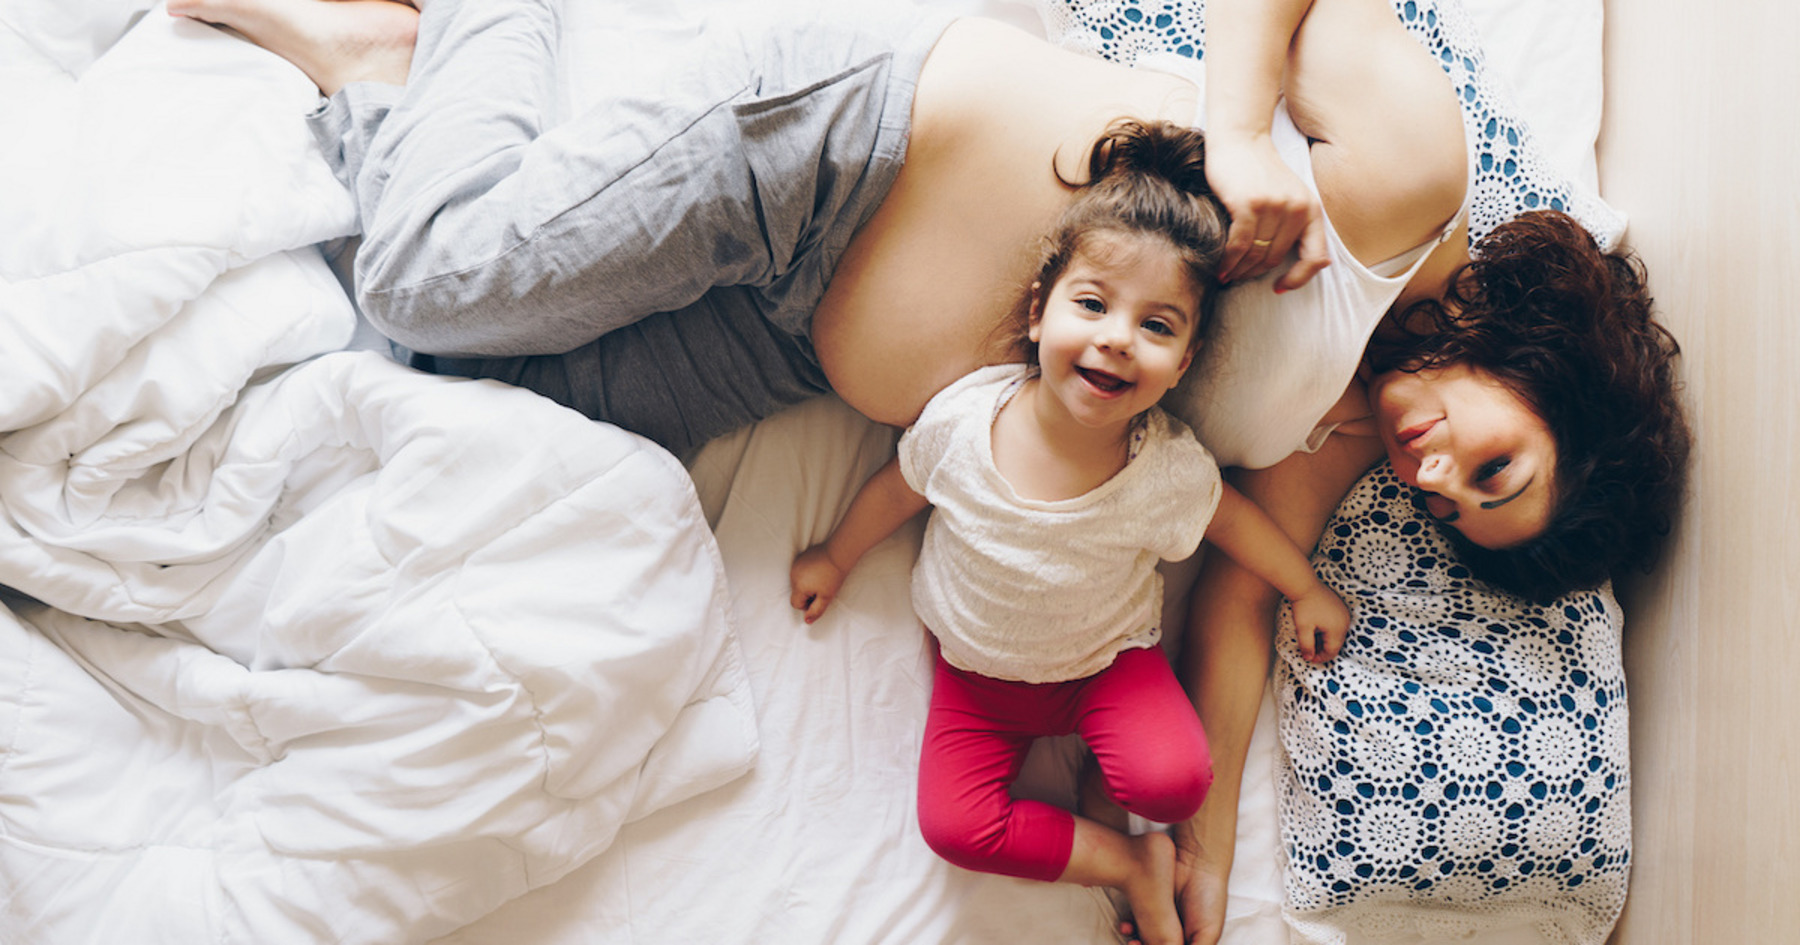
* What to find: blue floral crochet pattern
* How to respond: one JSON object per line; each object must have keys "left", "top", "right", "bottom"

{"left": 1271, "top": 464, "right": 1631, "bottom": 944}
{"left": 1033, "top": 0, "right": 1626, "bottom": 250}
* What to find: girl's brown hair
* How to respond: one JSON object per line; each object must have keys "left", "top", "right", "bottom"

{"left": 1369, "top": 210, "right": 1691, "bottom": 600}
{"left": 1001, "top": 119, "right": 1230, "bottom": 363}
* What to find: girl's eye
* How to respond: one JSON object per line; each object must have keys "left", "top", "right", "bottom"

{"left": 1475, "top": 457, "right": 1511, "bottom": 483}
{"left": 1143, "top": 319, "right": 1175, "bottom": 337}
{"left": 1079, "top": 298, "right": 1105, "bottom": 313}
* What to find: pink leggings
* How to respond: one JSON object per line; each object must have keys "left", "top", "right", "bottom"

{"left": 916, "top": 644, "right": 1213, "bottom": 882}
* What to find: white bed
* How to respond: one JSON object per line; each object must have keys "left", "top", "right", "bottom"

{"left": 0, "top": 1, "right": 1617, "bottom": 943}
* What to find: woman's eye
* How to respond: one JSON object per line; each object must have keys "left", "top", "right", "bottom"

{"left": 1079, "top": 298, "right": 1105, "bottom": 313}
{"left": 1476, "top": 457, "right": 1511, "bottom": 483}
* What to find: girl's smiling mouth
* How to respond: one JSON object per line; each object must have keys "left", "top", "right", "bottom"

{"left": 1075, "top": 365, "right": 1130, "bottom": 394}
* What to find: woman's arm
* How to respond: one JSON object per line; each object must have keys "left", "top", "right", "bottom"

{"left": 789, "top": 457, "right": 931, "bottom": 623}
{"left": 1203, "top": 0, "right": 1329, "bottom": 288}
{"left": 1284, "top": 0, "right": 1468, "bottom": 268}
{"left": 1172, "top": 430, "right": 1383, "bottom": 945}
{"left": 1204, "top": 0, "right": 1467, "bottom": 290}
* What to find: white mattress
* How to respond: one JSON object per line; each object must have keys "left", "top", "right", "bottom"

{"left": 0, "top": 1, "right": 1611, "bottom": 943}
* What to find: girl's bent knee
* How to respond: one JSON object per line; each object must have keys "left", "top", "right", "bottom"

{"left": 1118, "top": 760, "right": 1213, "bottom": 824}
{"left": 919, "top": 818, "right": 990, "bottom": 874}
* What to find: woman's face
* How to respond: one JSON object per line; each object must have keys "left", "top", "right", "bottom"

{"left": 1369, "top": 363, "right": 1557, "bottom": 548}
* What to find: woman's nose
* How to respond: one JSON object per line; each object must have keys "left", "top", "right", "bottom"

{"left": 1416, "top": 452, "right": 1451, "bottom": 488}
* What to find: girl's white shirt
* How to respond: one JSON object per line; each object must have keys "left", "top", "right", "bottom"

{"left": 899, "top": 364, "right": 1222, "bottom": 684}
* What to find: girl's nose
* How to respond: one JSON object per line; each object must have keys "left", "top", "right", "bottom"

{"left": 1096, "top": 317, "right": 1132, "bottom": 351}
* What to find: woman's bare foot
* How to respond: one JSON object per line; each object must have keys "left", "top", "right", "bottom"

{"left": 1118, "top": 832, "right": 1182, "bottom": 945}
{"left": 168, "top": 0, "right": 419, "bottom": 96}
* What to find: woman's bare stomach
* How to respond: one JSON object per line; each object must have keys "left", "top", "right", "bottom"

{"left": 810, "top": 18, "right": 1198, "bottom": 428}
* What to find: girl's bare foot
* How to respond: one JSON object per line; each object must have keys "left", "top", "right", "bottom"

{"left": 168, "top": 0, "right": 419, "bottom": 96}
{"left": 1118, "top": 832, "right": 1182, "bottom": 945}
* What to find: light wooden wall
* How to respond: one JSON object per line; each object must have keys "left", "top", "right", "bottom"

{"left": 1598, "top": 0, "right": 1800, "bottom": 941}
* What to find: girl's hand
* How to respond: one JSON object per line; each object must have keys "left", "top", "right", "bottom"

{"left": 1204, "top": 130, "right": 1329, "bottom": 291}
{"left": 789, "top": 545, "right": 846, "bottom": 624}
{"left": 1288, "top": 582, "right": 1350, "bottom": 663}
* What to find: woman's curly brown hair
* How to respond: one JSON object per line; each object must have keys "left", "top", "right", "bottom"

{"left": 1367, "top": 210, "right": 1691, "bottom": 601}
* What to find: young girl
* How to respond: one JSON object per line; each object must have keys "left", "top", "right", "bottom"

{"left": 788, "top": 120, "right": 1350, "bottom": 945}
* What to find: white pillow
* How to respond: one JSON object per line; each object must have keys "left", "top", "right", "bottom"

{"left": 1457, "top": 0, "right": 1605, "bottom": 193}
{"left": 1273, "top": 464, "right": 1631, "bottom": 945}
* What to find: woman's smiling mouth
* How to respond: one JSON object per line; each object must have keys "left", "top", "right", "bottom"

{"left": 1396, "top": 417, "right": 1440, "bottom": 448}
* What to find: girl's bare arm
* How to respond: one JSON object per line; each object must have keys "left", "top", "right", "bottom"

{"left": 1202, "top": 484, "right": 1350, "bottom": 663}
{"left": 790, "top": 457, "right": 930, "bottom": 622}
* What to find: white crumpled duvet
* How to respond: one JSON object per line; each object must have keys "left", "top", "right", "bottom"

{"left": 0, "top": 6, "right": 756, "bottom": 943}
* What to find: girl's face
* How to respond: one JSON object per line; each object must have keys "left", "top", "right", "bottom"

{"left": 1028, "top": 234, "right": 1200, "bottom": 434}
{"left": 1369, "top": 363, "right": 1558, "bottom": 548}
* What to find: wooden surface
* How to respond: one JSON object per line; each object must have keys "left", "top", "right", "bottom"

{"left": 1598, "top": 0, "right": 1800, "bottom": 941}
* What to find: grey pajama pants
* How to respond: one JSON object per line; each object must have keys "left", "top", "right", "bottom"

{"left": 310, "top": 0, "right": 954, "bottom": 454}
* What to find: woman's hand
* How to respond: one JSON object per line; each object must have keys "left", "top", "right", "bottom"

{"left": 1288, "top": 581, "right": 1350, "bottom": 663}
{"left": 789, "top": 545, "right": 846, "bottom": 623}
{"left": 1204, "top": 130, "right": 1329, "bottom": 291}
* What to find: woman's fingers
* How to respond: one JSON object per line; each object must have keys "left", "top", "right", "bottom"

{"left": 1244, "top": 216, "right": 1297, "bottom": 281}
{"left": 1223, "top": 200, "right": 1329, "bottom": 290}
{"left": 1204, "top": 132, "right": 1327, "bottom": 288}
{"left": 1221, "top": 207, "right": 1293, "bottom": 283}
{"left": 1218, "top": 210, "right": 1276, "bottom": 283}
{"left": 1274, "top": 215, "right": 1331, "bottom": 293}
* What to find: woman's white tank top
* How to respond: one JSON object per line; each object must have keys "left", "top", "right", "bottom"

{"left": 1149, "top": 56, "right": 1467, "bottom": 469}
